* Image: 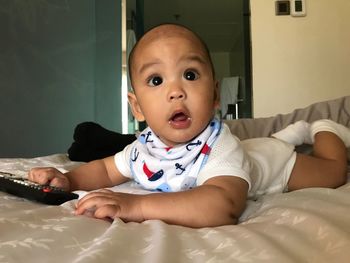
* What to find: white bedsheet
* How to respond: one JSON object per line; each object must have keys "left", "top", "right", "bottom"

{"left": 1, "top": 154, "right": 350, "bottom": 262}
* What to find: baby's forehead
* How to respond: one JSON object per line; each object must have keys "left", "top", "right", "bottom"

{"left": 138, "top": 26, "right": 205, "bottom": 52}
{"left": 128, "top": 24, "right": 215, "bottom": 81}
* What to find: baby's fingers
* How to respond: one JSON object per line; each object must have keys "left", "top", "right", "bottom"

{"left": 28, "top": 167, "right": 69, "bottom": 190}
{"left": 94, "top": 204, "right": 121, "bottom": 221}
{"left": 28, "top": 167, "right": 58, "bottom": 185}
{"left": 49, "top": 176, "right": 69, "bottom": 190}
{"left": 75, "top": 193, "right": 121, "bottom": 220}
{"left": 75, "top": 192, "right": 112, "bottom": 215}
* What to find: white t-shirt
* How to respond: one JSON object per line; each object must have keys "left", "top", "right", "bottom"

{"left": 115, "top": 124, "right": 250, "bottom": 187}
{"left": 241, "top": 138, "right": 296, "bottom": 198}
{"left": 115, "top": 124, "right": 296, "bottom": 199}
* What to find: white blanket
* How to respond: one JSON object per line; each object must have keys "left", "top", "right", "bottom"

{"left": 1, "top": 154, "right": 350, "bottom": 262}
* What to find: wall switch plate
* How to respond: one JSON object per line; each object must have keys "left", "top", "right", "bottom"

{"left": 291, "top": 0, "right": 306, "bottom": 17}
{"left": 275, "top": 1, "right": 290, "bottom": 16}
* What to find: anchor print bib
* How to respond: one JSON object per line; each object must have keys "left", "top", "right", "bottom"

{"left": 129, "top": 119, "right": 222, "bottom": 192}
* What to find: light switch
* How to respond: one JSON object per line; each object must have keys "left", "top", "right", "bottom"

{"left": 291, "top": 0, "right": 306, "bottom": 17}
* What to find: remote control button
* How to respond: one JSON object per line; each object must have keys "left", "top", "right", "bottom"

{"left": 43, "top": 187, "right": 52, "bottom": 193}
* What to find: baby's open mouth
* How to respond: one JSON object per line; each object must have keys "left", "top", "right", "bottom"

{"left": 170, "top": 112, "right": 189, "bottom": 122}
{"left": 169, "top": 111, "right": 191, "bottom": 129}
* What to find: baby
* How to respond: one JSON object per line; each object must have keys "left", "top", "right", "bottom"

{"left": 28, "top": 24, "right": 350, "bottom": 228}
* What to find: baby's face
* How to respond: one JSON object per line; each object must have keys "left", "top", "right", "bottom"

{"left": 129, "top": 26, "right": 218, "bottom": 146}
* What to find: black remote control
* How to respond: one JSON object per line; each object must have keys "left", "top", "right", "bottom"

{"left": 0, "top": 171, "right": 79, "bottom": 205}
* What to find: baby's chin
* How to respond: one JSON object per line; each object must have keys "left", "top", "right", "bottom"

{"left": 155, "top": 118, "right": 211, "bottom": 146}
{"left": 159, "top": 130, "right": 201, "bottom": 147}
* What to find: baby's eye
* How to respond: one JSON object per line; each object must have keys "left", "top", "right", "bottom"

{"left": 147, "top": 76, "right": 163, "bottom": 86}
{"left": 184, "top": 70, "right": 198, "bottom": 81}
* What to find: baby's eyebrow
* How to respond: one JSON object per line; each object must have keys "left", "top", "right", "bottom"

{"left": 138, "top": 60, "right": 162, "bottom": 74}
{"left": 137, "top": 54, "right": 207, "bottom": 74}
{"left": 182, "top": 54, "right": 207, "bottom": 65}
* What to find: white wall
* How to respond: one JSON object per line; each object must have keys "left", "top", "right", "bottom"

{"left": 250, "top": 0, "right": 350, "bottom": 117}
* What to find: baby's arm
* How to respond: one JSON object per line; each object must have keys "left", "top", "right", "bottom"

{"left": 28, "top": 156, "right": 129, "bottom": 191}
{"left": 76, "top": 175, "right": 248, "bottom": 228}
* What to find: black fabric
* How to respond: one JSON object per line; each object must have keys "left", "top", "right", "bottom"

{"left": 68, "top": 122, "right": 136, "bottom": 162}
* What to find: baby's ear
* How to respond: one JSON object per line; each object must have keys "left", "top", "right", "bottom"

{"left": 128, "top": 92, "right": 146, "bottom": 122}
{"left": 213, "top": 80, "right": 220, "bottom": 109}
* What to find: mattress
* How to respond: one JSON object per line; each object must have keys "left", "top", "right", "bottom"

{"left": 1, "top": 153, "right": 349, "bottom": 262}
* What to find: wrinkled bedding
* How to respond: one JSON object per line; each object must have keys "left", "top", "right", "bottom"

{"left": 1, "top": 96, "right": 350, "bottom": 262}
{"left": 225, "top": 95, "right": 350, "bottom": 140}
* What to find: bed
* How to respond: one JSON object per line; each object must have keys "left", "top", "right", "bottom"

{"left": 1, "top": 96, "right": 350, "bottom": 262}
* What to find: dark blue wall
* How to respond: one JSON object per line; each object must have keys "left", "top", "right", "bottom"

{"left": 0, "top": 0, "right": 122, "bottom": 157}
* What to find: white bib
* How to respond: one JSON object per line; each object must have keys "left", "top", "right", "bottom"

{"left": 129, "top": 119, "right": 222, "bottom": 192}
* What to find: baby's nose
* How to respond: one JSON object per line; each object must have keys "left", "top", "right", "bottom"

{"left": 169, "top": 92, "right": 185, "bottom": 100}
{"left": 168, "top": 85, "right": 186, "bottom": 101}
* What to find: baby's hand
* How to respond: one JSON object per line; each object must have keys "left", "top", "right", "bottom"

{"left": 28, "top": 167, "right": 70, "bottom": 191}
{"left": 75, "top": 189, "right": 144, "bottom": 223}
